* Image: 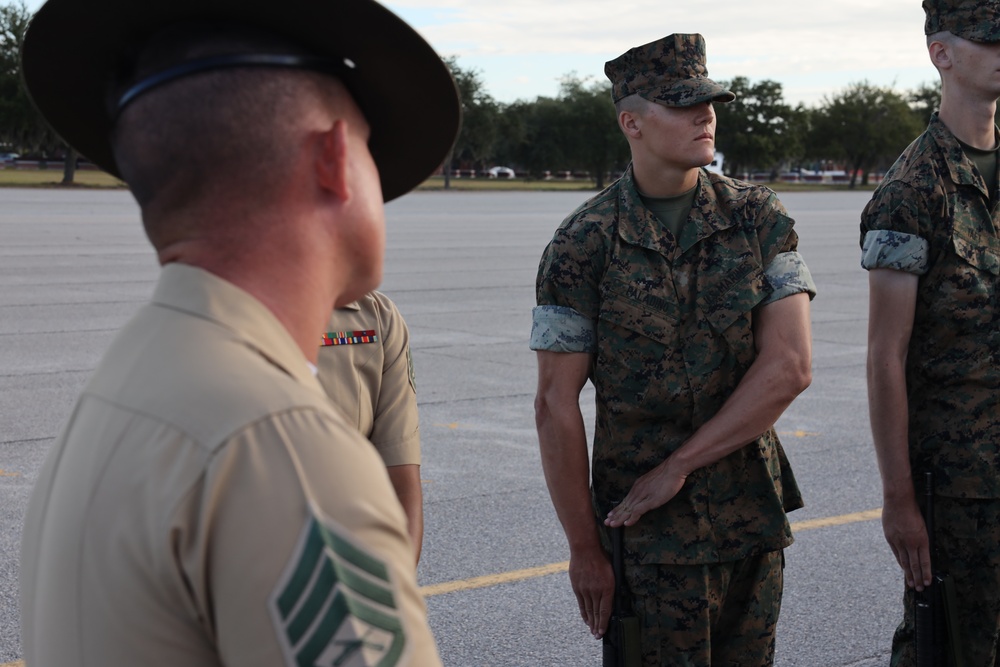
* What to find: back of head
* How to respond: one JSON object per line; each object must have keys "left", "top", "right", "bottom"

{"left": 20, "top": 0, "right": 462, "bottom": 207}
{"left": 111, "top": 23, "right": 321, "bottom": 217}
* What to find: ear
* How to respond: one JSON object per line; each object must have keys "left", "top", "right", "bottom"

{"left": 929, "top": 39, "right": 952, "bottom": 71}
{"left": 314, "top": 119, "right": 349, "bottom": 201}
{"left": 618, "top": 109, "right": 641, "bottom": 139}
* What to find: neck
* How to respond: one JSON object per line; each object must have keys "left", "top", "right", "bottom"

{"left": 156, "top": 217, "right": 340, "bottom": 365}
{"left": 631, "top": 157, "right": 700, "bottom": 197}
{"left": 939, "top": 94, "right": 998, "bottom": 150}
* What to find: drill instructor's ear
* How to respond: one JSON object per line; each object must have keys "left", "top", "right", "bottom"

{"left": 314, "top": 119, "right": 350, "bottom": 201}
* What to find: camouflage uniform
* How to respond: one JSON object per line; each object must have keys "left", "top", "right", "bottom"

{"left": 860, "top": 110, "right": 1000, "bottom": 666}
{"left": 532, "top": 161, "right": 816, "bottom": 663}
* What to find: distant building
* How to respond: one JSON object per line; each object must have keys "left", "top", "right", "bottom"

{"left": 705, "top": 151, "right": 724, "bottom": 175}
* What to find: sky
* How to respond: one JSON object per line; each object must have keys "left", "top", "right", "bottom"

{"left": 24, "top": 0, "right": 937, "bottom": 108}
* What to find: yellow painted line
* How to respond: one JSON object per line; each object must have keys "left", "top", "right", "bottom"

{"left": 420, "top": 507, "right": 883, "bottom": 598}
{"left": 1, "top": 661, "right": 23, "bottom": 667}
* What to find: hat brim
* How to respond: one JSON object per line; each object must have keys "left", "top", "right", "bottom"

{"left": 21, "top": 0, "right": 460, "bottom": 202}
{"left": 642, "top": 77, "right": 735, "bottom": 108}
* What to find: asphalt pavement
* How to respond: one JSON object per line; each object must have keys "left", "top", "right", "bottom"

{"left": 0, "top": 186, "right": 897, "bottom": 666}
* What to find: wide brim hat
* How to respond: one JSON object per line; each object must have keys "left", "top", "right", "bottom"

{"left": 21, "top": 0, "right": 461, "bottom": 202}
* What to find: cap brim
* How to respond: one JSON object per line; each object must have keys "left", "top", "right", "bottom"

{"left": 643, "top": 77, "right": 735, "bottom": 108}
{"left": 21, "top": 0, "right": 460, "bottom": 202}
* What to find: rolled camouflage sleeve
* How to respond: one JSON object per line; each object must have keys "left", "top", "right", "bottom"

{"left": 533, "top": 216, "right": 605, "bottom": 352}
{"left": 529, "top": 305, "right": 596, "bottom": 353}
{"left": 761, "top": 251, "right": 817, "bottom": 305}
{"left": 860, "top": 230, "right": 930, "bottom": 274}
{"left": 859, "top": 180, "right": 929, "bottom": 274}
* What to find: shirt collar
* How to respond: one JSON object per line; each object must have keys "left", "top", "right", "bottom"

{"left": 151, "top": 263, "right": 326, "bottom": 394}
{"left": 617, "top": 164, "right": 737, "bottom": 255}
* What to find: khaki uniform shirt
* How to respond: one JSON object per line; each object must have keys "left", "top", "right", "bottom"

{"left": 20, "top": 264, "right": 441, "bottom": 667}
{"left": 860, "top": 112, "right": 1000, "bottom": 499}
{"left": 317, "top": 292, "right": 420, "bottom": 467}
{"left": 531, "top": 166, "right": 816, "bottom": 565}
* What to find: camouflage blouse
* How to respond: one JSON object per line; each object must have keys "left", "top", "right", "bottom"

{"left": 860, "top": 112, "right": 1000, "bottom": 499}
{"left": 532, "top": 165, "right": 816, "bottom": 564}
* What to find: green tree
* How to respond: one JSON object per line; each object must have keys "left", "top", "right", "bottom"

{"left": 809, "top": 81, "right": 922, "bottom": 188}
{"left": 443, "top": 57, "right": 500, "bottom": 186}
{"left": 909, "top": 81, "right": 941, "bottom": 127}
{"left": 553, "top": 75, "right": 629, "bottom": 189}
{"left": 714, "top": 76, "right": 801, "bottom": 178}
{"left": 0, "top": 0, "right": 75, "bottom": 183}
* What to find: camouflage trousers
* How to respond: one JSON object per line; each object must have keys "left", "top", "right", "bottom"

{"left": 623, "top": 550, "right": 784, "bottom": 666}
{"left": 891, "top": 496, "right": 1000, "bottom": 667}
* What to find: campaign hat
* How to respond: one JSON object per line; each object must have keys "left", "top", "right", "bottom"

{"left": 923, "top": 0, "right": 1000, "bottom": 43}
{"left": 20, "top": 0, "right": 460, "bottom": 202}
{"left": 605, "top": 33, "right": 735, "bottom": 107}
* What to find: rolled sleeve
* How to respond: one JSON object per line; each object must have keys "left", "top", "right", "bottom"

{"left": 529, "top": 305, "right": 596, "bottom": 353}
{"left": 860, "top": 230, "right": 930, "bottom": 275}
{"left": 761, "top": 251, "right": 817, "bottom": 305}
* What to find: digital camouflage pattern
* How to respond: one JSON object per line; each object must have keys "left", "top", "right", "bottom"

{"left": 861, "top": 110, "right": 1000, "bottom": 667}
{"left": 890, "top": 496, "right": 1000, "bottom": 666}
{"left": 604, "top": 33, "right": 735, "bottom": 106}
{"left": 860, "top": 112, "right": 1000, "bottom": 500}
{"left": 923, "top": 0, "right": 1000, "bottom": 43}
{"left": 624, "top": 550, "right": 783, "bottom": 666}
{"left": 533, "top": 164, "right": 815, "bottom": 565}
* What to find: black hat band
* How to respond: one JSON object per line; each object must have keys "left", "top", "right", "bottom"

{"left": 117, "top": 52, "right": 357, "bottom": 116}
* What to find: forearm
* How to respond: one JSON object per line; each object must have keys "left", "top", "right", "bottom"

{"left": 673, "top": 352, "right": 810, "bottom": 475}
{"left": 672, "top": 292, "right": 812, "bottom": 477}
{"left": 386, "top": 464, "right": 424, "bottom": 564}
{"left": 867, "top": 350, "right": 915, "bottom": 502}
{"left": 535, "top": 396, "right": 601, "bottom": 554}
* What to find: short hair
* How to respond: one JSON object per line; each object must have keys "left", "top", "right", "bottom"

{"left": 614, "top": 93, "right": 650, "bottom": 117}
{"left": 110, "top": 23, "right": 333, "bottom": 221}
{"left": 927, "top": 29, "right": 958, "bottom": 48}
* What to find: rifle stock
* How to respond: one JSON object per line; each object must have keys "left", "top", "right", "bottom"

{"left": 603, "top": 525, "right": 641, "bottom": 667}
{"left": 914, "top": 472, "right": 965, "bottom": 667}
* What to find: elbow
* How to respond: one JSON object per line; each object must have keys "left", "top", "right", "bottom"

{"left": 534, "top": 392, "right": 553, "bottom": 430}
{"left": 790, "top": 350, "right": 813, "bottom": 396}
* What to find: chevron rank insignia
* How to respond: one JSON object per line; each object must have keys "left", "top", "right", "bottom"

{"left": 321, "top": 330, "right": 378, "bottom": 347}
{"left": 270, "top": 515, "right": 406, "bottom": 666}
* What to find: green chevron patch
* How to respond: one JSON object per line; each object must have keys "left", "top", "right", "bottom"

{"left": 270, "top": 516, "right": 406, "bottom": 666}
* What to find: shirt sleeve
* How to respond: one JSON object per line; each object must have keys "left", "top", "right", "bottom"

{"left": 529, "top": 305, "right": 596, "bottom": 353}
{"left": 533, "top": 219, "right": 606, "bottom": 352}
{"left": 368, "top": 294, "right": 420, "bottom": 467}
{"left": 195, "top": 408, "right": 440, "bottom": 667}
{"left": 753, "top": 190, "right": 817, "bottom": 304}
{"left": 859, "top": 180, "right": 931, "bottom": 274}
{"left": 761, "top": 251, "right": 818, "bottom": 305}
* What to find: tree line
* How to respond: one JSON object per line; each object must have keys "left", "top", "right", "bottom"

{"left": 447, "top": 60, "right": 949, "bottom": 190}
{"left": 0, "top": 0, "right": 949, "bottom": 189}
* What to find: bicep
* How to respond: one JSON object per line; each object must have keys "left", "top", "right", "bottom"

{"left": 753, "top": 291, "right": 812, "bottom": 361}
{"left": 867, "top": 269, "right": 918, "bottom": 361}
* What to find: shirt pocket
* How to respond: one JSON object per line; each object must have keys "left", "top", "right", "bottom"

{"left": 696, "top": 259, "right": 768, "bottom": 358}
{"left": 595, "top": 280, "right": 682, "bottom": 414}
{"left": 951, "top": 217, "right": 1000, "bottom": 276}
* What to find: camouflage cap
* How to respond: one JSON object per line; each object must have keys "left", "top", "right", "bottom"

{"left": 923, "top": 0, "right": 1000, "bottom": 43}
{"left": 604, "top": 34, "right": 735, "bottom": 107}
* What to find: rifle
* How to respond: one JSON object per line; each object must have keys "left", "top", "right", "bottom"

{"left": 914, "top": 471, "right": 965, "bottom": 667}
{"left": 603, "top": 525, "right": 641, "bottom": 667}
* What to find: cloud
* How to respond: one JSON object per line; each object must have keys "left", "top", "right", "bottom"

{"left": 385, "top": 0, "right": 934, "bottom": 104}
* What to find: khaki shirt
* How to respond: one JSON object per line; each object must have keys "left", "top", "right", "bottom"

{"left": 20, "top": 264, "right": 441, "bottom": 667}
{"left": 532, "top": 165, "right": 816, "bottom": 564}
{"left": 317, "top": 292, "right": 420, "bottom": 467}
